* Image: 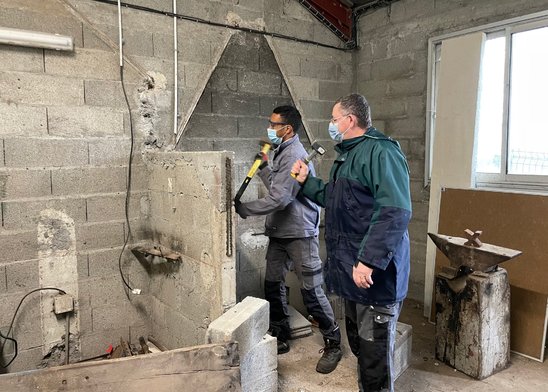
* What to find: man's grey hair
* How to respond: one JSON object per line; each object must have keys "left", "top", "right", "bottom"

{"left": 335, "top": 93, "right": 372, "bottom": 129}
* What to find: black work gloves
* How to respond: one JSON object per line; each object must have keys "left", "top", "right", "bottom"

{"left": 233, "top": 199, "right": 246, "bottom": 219}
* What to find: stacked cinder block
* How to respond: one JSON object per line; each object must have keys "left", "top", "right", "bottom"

{"left": 206, "top": 296, "right": 277, "bottom": 392}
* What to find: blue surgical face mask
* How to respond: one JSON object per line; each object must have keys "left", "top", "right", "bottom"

{"left": 267, "top": 127, "right": 287, "bottom": 145}
{"left": 328, "top": 123, "right": 342, "bottom": 142}
{"left": 329, "top": 122, "right": 350, "bottom": 143}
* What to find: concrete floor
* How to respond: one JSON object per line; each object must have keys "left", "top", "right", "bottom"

{"left": 278, "top": 298, "right": 548, "bottom": 392}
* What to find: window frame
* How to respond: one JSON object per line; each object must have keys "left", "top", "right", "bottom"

{"left": 425, "top": 10, "right": 548, "bottom": 191}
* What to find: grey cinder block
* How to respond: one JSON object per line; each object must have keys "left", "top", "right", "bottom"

{"left": 0, "top": 45, "right": 44, "bottom": 73}
{"left": 2, "top": 198, "right": 86, "bottom": 230}
{"left": 0, "top": 72, "right": 84, "bottom": 106}
{"left": 300, "top": 58, "right": 338, "bottom": 80}
{"left": 394, "top": 322, "right": 412, "bottom": 380}
{"left": 75, "top": 222, "right": 125, "bottom": 251}
{"left": 211, "top": 91, "right": 260, "bottom": 116}
{"left": 0, "top": 104, "right": 47, "bottom": 136}
{"left": 318, "top": 80, "right": 353, "bottom": 101}
{"left": 82, "top": 25, "right": 154, "bottom": 57}
{"left": 0, "top": 169, "right": 51, "bottom": 199}
{"left": 258, "top": 96, "right": 293, "bottom": 117}
{"left": 48, "top": 106, "right": 124, "bottom": 137}
{"left": 206, "top": 296, "right": 269, "bottom": 358}
{"left": 238, "top": 70, "right": 282, "bottom": 95}
{"left": 45, "top": 49, "right": 119, "bottom": 81}
{"left": 4, "top": 138, "right": 88, "bottom": 168}
{"left": 207, "top": 67, "right": 238, "bottom": 92}
{"left": 241, "top": 335, "right": 278, "bottom": 392}
{"left": 185, "top": 114, "right": 238, "bottom": 138}
{"left": 0, "top": 230, "right": 39, "bottom": 263}
{"left": 51, "top": 167, "right": 127, "bottom": 195}
{"left": 371, "top": 56, "right": 415, "bottom": 81}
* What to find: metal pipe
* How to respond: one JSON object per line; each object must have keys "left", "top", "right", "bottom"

{"left": 147, "top": 335, "right": 168, "bottom": 352}
{"left": 117, "top": 0, "right": 123, "bottom": 67}
{"left": 173, "top": 0, "right": 179, "bottom": 136}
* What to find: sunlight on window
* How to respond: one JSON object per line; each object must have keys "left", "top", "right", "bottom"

{"left": 508, "top": 26, "right": 548, "bottom": 175}
{"left": 476, "top": 35, "right": 505, "bottom": 173}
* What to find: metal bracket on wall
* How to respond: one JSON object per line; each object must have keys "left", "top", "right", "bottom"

{"left": 131, "top": 245, "right": 183, "bottom": 264}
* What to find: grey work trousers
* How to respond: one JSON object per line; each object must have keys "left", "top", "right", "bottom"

{"left": 345, "top": 300, "right": 402, "bottom": 392}
{"left": 264, "top": 236, "right": 339, "bottom": 343}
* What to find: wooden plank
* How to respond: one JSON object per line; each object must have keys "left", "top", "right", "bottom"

{"left": 510, "top": 286, "right": 548, "bottom": 361}
{"left": 435, "top": 188, "right": 548, "bottom": 294}
{"left": 0, "top": 343, "right": 241, "bottom": 392}
{"left": 432, "top": 188, "right": 548, "bottom": 360}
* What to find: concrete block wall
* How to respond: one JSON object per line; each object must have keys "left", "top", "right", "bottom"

{"left": 0, "top": 0, "right": 352, "bottom": 372}
{"left": 177, "top": 14, "right": 354, "bottom": 303}
{"left": 0, "top": 0, "right": 167, "bottom": 371}
{"left": 178, "top": 31, "right": 296, "bottom": 302}
{"left": 143, "top": 150, "right": 236, "bottom": 350}
{"left": 355, "top": 0, "right": 548, "bottom": 301}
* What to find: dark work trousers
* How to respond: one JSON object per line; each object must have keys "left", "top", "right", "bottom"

{"left": 345, "top": 300, "right": 402, "bottom": 392}
{"left": 264, "top": 236, "right": 340, "bottom": 343}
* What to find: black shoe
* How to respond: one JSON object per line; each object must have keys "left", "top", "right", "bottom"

{"left": 316, "top": 339, "right": 342, "bottom": 374}
{"left": 277, "top": 340, "right": 290, "bottom": 354}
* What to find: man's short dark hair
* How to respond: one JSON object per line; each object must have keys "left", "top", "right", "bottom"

{"left": 335, "top": 93, "right": 372, "bottom": 129}
{"left": 273, "top": 105, "right": 302, "bottom": 134}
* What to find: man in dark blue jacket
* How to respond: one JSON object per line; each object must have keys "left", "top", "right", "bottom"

{"left": 292, "top": 94, "right": 412, "bottom": 392}
{"left": 236, "top": 105, "right": 342, "bottom": 374}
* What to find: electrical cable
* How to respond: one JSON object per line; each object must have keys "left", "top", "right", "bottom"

{"left": 89, "top": 0, "right": 355, "bottom": 51}
{"left": 0, "top": 287, "right": 66, "bottom": 368}
{"left": 115, "top": 0, "right": 140, "bottom": 295}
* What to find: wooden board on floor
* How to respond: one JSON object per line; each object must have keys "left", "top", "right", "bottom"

{"left": 510, "top": 286, "right": 548, "bottom": 362}
{"left": 0, "top": 342, "right": 241, "bottom": 392}
{"left": 431, "top": 188, "right": 548, "bottom": 361}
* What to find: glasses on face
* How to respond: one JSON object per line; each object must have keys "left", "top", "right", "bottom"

{"left": 331, "top": 114, "right": 350, "bottom": 124}
{"left": 269, "top": 121, "right": 288, "bottom": 128}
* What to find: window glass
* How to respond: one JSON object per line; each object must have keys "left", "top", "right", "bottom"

{"left": 507, "top": 26, "right": 548, "bottom": 175}
{"left": 476, "top": 35, "right": 505, "bottom": 173}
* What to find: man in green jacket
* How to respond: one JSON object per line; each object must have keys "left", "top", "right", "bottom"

{"left": 291, "top": 94, "right": 412, "bottom": 392}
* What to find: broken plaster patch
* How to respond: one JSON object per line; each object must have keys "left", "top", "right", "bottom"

{"left": 240, "top": 229, "right": 268, "bottom": 249}
{"left": 226, "top": 11, "right": 265, "bottom": 30}
{"left": 37, "top": 209, "right": 80, "bottom": 357}
{"left": 38, "top": 210, "right": 75, "bottom": 254}
{"left": 138, "top": 71, "right": 169, "bottom": 148}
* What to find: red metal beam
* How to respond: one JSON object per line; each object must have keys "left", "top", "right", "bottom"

{"left": 306, "top": 0, "right": 353, "bottom": 40}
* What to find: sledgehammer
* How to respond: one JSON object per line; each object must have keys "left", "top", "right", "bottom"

{"left": 290, "top": 141, "right": 326, "bottom": 179}
{"left": 234, "top": 141, "right": 273, "bottom": 202}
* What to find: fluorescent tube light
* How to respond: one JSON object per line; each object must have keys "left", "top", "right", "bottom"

{"left": 0, "top": 26, "right": 73, "bottom": 51}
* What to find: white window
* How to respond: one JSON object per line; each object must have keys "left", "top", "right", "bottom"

{"left": 426, "top": 12, "right": 548, "bottom": 191}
